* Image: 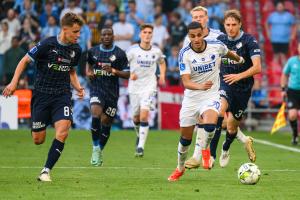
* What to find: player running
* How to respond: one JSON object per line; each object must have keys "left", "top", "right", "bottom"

{"left": 2, "top": 13, "right": 85, "bottom": 182}
{"left": 168, "top": 21, "right": 245, "bottom": 181}
{"left": 86, "top": 26, "right": 130, "bottom": 166}
{"left": 217, "top": 10, "right": 261, "bottom": 167}
{"left": 126, "top": 24, "right": 166, "bottom": 157}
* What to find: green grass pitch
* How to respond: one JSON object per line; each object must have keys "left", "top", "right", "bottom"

{"left": 0, "top": 129, "right": 300, "bottom": 200}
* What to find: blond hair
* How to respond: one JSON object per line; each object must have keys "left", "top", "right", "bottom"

{"left": 190, "top": 6, "right": 208, "bottom": 15}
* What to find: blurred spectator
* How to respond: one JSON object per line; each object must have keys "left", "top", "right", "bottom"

{"left": 152, "top": 14, "right": 170, "bottom": 51}
{"left": 19, "top": 17, "right": 38, "bottom": 51}
{"left": 19, "top": 0, "right": 38, "bottom": 23}
{"left": 136, "top": 0, "right": 154, "bottom": 19}
{"left": 126, "top": 0, "right": 145, "bottom": 43}
{"left": 265, "top": 1, "right": 296, "bottom": 67}
{"left": 102, "top": 2, "right": 119, "bottom": 24}
{"left": 3, "top": 36, "right": 26, "bottom": 85}
{"left": 168, "top": 12, "right": 187, "bottom": 47}
{"left": 113, "top": 11, "right": 134, "bottom": 51}
{"left": 251, "top": 78, "right": 268, "bottom": 109}
{"left": 77, "top": 14, "right": 92, "bottom": 75}
{"left": 59, "top": 0, "right": 83, "bottom": 20}
{"left": 86, "top": 0, "right": 103, "bottom": 46}
{"left": 207, "top": 0, "right": 226, "bottom": 30}
{"left": 39, "top": 1, "right": 59, "bottom": 28}
{"left": 0, "top": 22, "right": 13, "bottom": 83}
{"left": 166, "top": 45, "right": 180, "bottom": 85}
{"left": 97, "top": 0, "right": 110, "bottom": 15}
{"left": 174, "top": 0, "right": 191, "bottom": 25}
{"left": 146, "top": 3, "right": 168, "bottom": 27}
{"left": 40, "top": 15, "right": 60, "bottom": 39}
{"left": 1, "top": 9, "right": 21, "bottom": 36}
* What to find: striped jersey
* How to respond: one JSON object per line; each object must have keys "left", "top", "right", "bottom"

{"left": 27, "top": 36, "right": 81, "bottom": 94}
{"left": 87, "top": 44, "right": 129, "bottom": 99}
{"left": 179, "top": 39, "right": 228, "bottom": 99}
{"left": 126, "top": 44, "right": 164, "bottom": 94}
{"left": 217, "top": 32, "right": 261, "bottom": 91}
{"left": 183, "top": 28, "right": 224, "bottom": 47}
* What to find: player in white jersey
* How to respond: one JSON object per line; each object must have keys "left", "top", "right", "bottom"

{"left": 168, "top": 22, "right": 245, "bottom": 182}
{"left": 183, "top": 6, "right": 254, "bottom": 170}
{"left": 126, "top": 24, "right": 166, "bottom": 157}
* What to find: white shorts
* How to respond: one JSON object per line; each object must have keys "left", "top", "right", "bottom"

{"left": 179, "top": 95, "right": 221, "bottom": 127}
{"left": 129, "top": 91, "right": 156, "bottom": 116}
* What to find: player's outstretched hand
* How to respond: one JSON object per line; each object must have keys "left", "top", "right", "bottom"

{"left": 76, "top": 87, "right": 85, "bottom": 99}
{"left": 223, "top": 74, "right": 241, "bottom": 85}
{"left": 130, "top": 73, "right": 137, "bottom": 80}
{"left": 200, "top": 80, "right": 213, "bottom": 90}
{"left": 2, "top": 82, "right": 17, "bottom": 98}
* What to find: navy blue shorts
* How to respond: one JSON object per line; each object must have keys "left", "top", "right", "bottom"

{"left": 219, "top": 82, "right": 251, "bottom": 121}
{"left": 90, "top": 92, "right": 118, "bottom": 118}
{"left": 31, "top": 91, "right": 73, "bottom": 131}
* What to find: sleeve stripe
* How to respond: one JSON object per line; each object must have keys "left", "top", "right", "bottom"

{"left": 179, "top": 46, "right": 191, "bottom": 62}
{"left": 26, "top": 53, "right": 35, "bottom": 62}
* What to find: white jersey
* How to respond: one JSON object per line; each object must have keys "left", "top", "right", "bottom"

{"left": 126, "top": 44, "right": 164, "bottom": 94}
{"left": 183, "top": 28, "right": 224, "bottom": 47}
{"left": 179, "top": 39, "right": 228, "bottom": 100}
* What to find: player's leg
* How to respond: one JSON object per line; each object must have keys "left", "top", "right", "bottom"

{"left": 168, "top": 126, "right": 193, "bottom": 182}
{"left": 129, "top": 93, "right": 141, "bottom": 152}
{"left": 90, "top": 103, "right": 103, "bottom": 166}
{"left": 99, "top": 105, "right": 116, "bottom": 150}
{"left": 219, "top": 112, "right": 240, "bottom": 167}
{"left": 210, "top": 97, "right": 228, "bottom": 161}
{"left": 201, "top": 107, "right": 218, "bottom": 169}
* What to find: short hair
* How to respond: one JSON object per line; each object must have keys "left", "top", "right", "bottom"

{"left": 224, "top": 9, "right": 242, "bottom": 23}
{"left": 101, "top": 25, "right": 113, "bottom": 33}
{"left": 190, "top": 6, "right": 208, "bottom": 15}
{"left": 140, "top": 23, "right": 153, "bottom": 31}
{"left": 187, "top": 21, "right": 203, "bottom": 32}
{"left": 60, "top": 12, "right": 83, "bottom": 27}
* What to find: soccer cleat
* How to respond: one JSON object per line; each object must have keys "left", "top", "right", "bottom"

{"left": 168, "top": 168, "right": 185, "bottom": 182}
{"left": 201, "top": 149, "right": 212, "bottom": 169}
{"left": 37, "top": 171, "right": 52, "bottom": 182}
{"left": 219, "top": 149, "right": 230, "bottom": 168}
{"left": 291, "top": 137, "right": 298, "bottom": 146}
{"left": 244, "top": 136, "right": 256, "bottom": 162}
{"left": 184, "top": 157, "right": 201, "bottom": 169}
{"left": 135, "top": 147, "right": 144, "bottom": 157}
{"left": 91, "top": 147, "right": 103, "bottom": 166}
{"left": 135, "top": 137, "right": 139, "bottom": 150}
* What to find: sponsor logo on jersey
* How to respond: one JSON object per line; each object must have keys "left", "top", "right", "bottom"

{"left": 193, "top": 61, "right": 216, "bottom": 73}
{"left": 137, "top": 59, "right": 154, "bottom": 68}
{"left": 90, "top": 96, "right": 101, "bottom": 104}
{"left": 58, "top": 57, "right": 71, "bottom": 64}
{"left": 221, "top": 58, "right": 239, "bottom": 65}
{"left": 32, "top": 121, "right": 46, "bottom": 129}
{"left": 93, "top": 69, "right": 112, "bottom": 76}
{"left": 254, "top": 49, "right": 260, "bottom": 53}
{"left": 48, "top": 63, "right": 71, "bottom": 71}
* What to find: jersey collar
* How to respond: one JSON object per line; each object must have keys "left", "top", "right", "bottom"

{"left": 228, "top": 31, "right": 244, "bottom": 41}
{"left": 99, "top": 44, "right": 115, "bottom": 52}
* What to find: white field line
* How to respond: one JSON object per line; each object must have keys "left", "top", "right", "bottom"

{"left": 253, "top": 138, "right": 300, "bottom": 153}
{"left": 0, "top": 166, "right": 299, "bottom": 172}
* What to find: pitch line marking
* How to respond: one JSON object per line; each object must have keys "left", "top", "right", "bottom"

{"left": 253, "top": 138, "right": 300, "bottom": 153}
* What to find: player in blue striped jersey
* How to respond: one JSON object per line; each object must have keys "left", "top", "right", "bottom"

{"left": 86, "top": 26, "right": 130, "bottom": 166}
{"left": 216, "top": 10, "right": 261, "bottom": 167}
{"left": 2, "top": 13, "right": 85, "bottom": 182}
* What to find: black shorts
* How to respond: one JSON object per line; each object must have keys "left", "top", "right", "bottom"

{"left": 220, "top": 82, "right": 251, "bottom": 121}
{"left": 287, "top": 89, "right": 300, "bottom": 109}
{"left": 90, "top": 93, "right": 118, "bottom": 118}
{"left": 31, "top": 91, "right": 72, "bottom": 132}
{"left": 271, "top": 43, "right": 289, "bottom": 54}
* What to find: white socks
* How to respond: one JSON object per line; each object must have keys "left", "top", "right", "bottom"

{"left": 137, "top": 124, "right": 149, "bottom": 149}
{"left": 236, "top": 127, "right": 247, "bottom": 143}
{"left": 192, "top": 127, "right": 205, "bottom": 162}
{"left": 177, "top": 142, "right": 189, "bottom": 171}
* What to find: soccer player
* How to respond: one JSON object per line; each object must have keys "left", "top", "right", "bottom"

{"left": 184, "top": 6, "right": 254, "bottom": 169}
{"left": 281, "top": 41, "right": 300, "bottom": 145}
{"left": 2, "top": 13, "right": 85, "bottom": 182}
{"left": 86, "top": 26, "right": 130, "bottom": 166}
{"left": 217, "top": 10, "right": 261, "bottom": 167}
{"left": 168, "top": 21, "right": 245, "bottom": 181}
{"left": 126, "top": 24, "right": 166, "bottom": 157}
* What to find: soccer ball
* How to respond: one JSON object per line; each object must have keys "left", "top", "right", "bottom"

{"left": 238, "top": 163, "right": 261, "bottom": 185}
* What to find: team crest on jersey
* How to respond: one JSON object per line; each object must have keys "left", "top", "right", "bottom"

{"left": 152, "top": 54, "right": 155, "bottom": 59}
{"left": 70, "top": 50, "right": 75, "bottom": 58}
{"left": 109, "top": 55, "right": 116, "bottom": 62}
{"left": 210, "top": 54, "right": 216, "bottom": 60}
{"left": 179, "top": 63, "right": 186, "bottom": 71}
{"left": 236, "top": 42, "right": 242, "bottom": 49}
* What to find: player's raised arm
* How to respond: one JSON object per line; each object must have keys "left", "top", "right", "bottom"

{"left": 2, "top": 54, "right": 31, "bottom": 97}
{"left": 70, "top": 68, "right": 85, "bottom": 99}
